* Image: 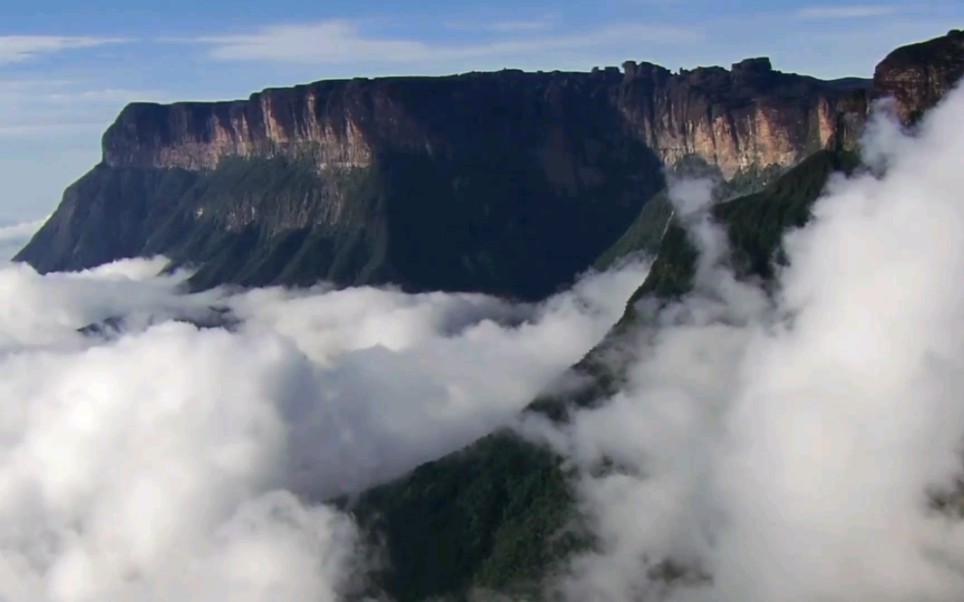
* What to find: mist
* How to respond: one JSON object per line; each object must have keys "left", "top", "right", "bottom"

{"left": 0, "top": 216, "right": 46, "bottom": 262}
{"left": 527, "top": 83, "right": 964, "bottom": 601}
{"left": 0, "top": 247, "right": 649, "bottom": 601}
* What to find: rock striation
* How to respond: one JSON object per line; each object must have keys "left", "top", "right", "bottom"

{"left": 102, "top": 60, "right": 867, "bottom": 179}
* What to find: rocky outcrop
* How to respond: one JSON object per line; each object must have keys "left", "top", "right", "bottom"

{"left": 617, "top": 57, "right": 867, "bottom": 176}
{"left": 874, "top": 29, "right": 964, "bottom": 121}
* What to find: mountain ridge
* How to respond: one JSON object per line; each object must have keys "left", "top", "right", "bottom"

{"left": 99, "top": 57, "right": 866, "bottom": 178}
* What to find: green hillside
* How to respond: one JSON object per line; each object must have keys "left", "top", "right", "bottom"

{"left": 345, "top": 148, "right": 860, "bottom": 601}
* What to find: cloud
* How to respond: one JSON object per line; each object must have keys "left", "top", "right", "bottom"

{"left": 193, "top": 19, "right": 703, "bottom": 66}
{"left": 227, "top": 259, "right": 651, "bottom": 497}
{"left": 794, "top": 4, "right": 899, "bottom": 19}
{"left": 0, "top": 122, "right": 106, "bottom": 139}
{"left": 0, "top": 216, "right": 47, "bottom": 260}
{"left": 0, "top": 79, "right": 162, "bottom": 141}
{"left": 520, "top": 82, "right": 964, "bottom": 601}
{"left": 0, "top": 35, "right": 126, "bottom": 65}
{"left": 0, "top": 251, "right": 650, "bottom": 600}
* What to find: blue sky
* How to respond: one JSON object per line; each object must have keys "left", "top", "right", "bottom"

{"left": 0, "top": 0, "right": 960, "bottom": 222}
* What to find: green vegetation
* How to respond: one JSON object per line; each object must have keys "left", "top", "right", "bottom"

{"left": 149, "top": 157, "right": 390, "bottom": 291}
{"left": 346, "top": 433, "right": 584, "bottom": 602}
{"left": 12, "top": 164, "right": 200, "bottom": 273}
{"left": 593, "top": 159, "right": 786, "bottom": 274}
{"left": 19, "top": 140, "right": 665, "bottom": 301}
{"left": 715, "top": 149, "right": 860, "bottom": 282}
{"left": 347, "top": 149, "right": 861, "bottom": 600}
{"left": 593, "top": 191, "right": 674, "bottom": 272}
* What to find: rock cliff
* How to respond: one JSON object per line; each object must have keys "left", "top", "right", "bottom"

{"left": 15, "top": 30, "right": 961, "bottom": 301}
{"left": 101, "top": 59, "right": 867, "bottom": 179}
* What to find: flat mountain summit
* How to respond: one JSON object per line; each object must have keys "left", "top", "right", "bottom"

{"left": 16, "top": 37, "right": 881, "bottom": 300}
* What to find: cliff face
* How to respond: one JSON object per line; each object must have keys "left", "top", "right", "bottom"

{"left": 102, "top": 61, "right": 866, "bottom": 179}
{"left": 617, "top": 57, "right": 868, "bottom": 176}
{"left": 16, "top": 31, "right": 962, "bottom": 301}
{"left": 17, "top": 59, "right": 872, "bottom": 299}
{"left": 874, "top": 29, "right": 964, "bottom": 121}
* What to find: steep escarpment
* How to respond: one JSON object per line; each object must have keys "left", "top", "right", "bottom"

{"left": 100, "top": 61, "right": 865, "bottom": 178}
{"left": 618, "top": 57, "right": 867, "bottom": 175}
{"left": 17, "top": 57, "right": 869, "bottom": 299}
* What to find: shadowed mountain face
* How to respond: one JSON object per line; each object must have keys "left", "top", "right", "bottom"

{"left": 16, "top": 54, "right": 871, "bottom": 299}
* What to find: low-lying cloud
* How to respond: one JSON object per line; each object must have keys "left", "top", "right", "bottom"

{"left": 0, "top": 216, "right": 46, "bottom": 261}
{"left": 0, "top": 248, "right": 649, "bottom": 601}
{"left": 525, "top": 83, "right": 964, "bottom": 601}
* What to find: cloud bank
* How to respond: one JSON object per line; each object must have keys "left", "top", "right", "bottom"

{"left": 524, "top": 83, "right": 964, "bottom": 601}
{"left": 194, "top": 19, "right": 702, "bottom": 66}
{"left": 0, "top": 250, "right": 649, "bottom": 601}
{"left": 0, "top": 216, "right": 46, "bottom": 260}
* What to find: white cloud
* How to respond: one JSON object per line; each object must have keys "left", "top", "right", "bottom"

{"left": 0, "top": 79, "right": 162, "bottom": 141}
{"left": 794, "top": 4, "right": 898, "bottom": 19}
{"left": 521, "top": 83, "right": 964, "bottom": 601}
{"left": 0, "top": 122, "right": 105, "bottom": 139}
{"left": 0, "top": 251, "right": 650, "bottom": 600}
{"left": 0, "top": 35, "right": 126, "bottom": 65}
{"left": 194, "top": 19, "right": 703, "bottom": 65}
{"left": 228, "top": 259, "right": 652, "bottom": 496}
{"left": 0, "top": 216, "right": 47, "bottom": 260}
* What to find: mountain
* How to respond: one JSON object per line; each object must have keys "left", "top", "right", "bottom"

{"left": 11, "top": 28, "right": 964, "bottom": 602}
{"left": 338, "top": 31, "right": 964, "bottom": 601}
{"left": 16, "top": 54, "right": 869, "bottom": 300}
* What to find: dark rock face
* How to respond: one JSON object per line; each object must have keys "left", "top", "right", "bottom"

{"left": 99, "top": 65, "right": 865, "bottom": 179}
{"left": 17, "top": 58, "right": 871, "bottom": 299}
{"left": 874, "top": 29, "right": 964, "bottom": 122}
